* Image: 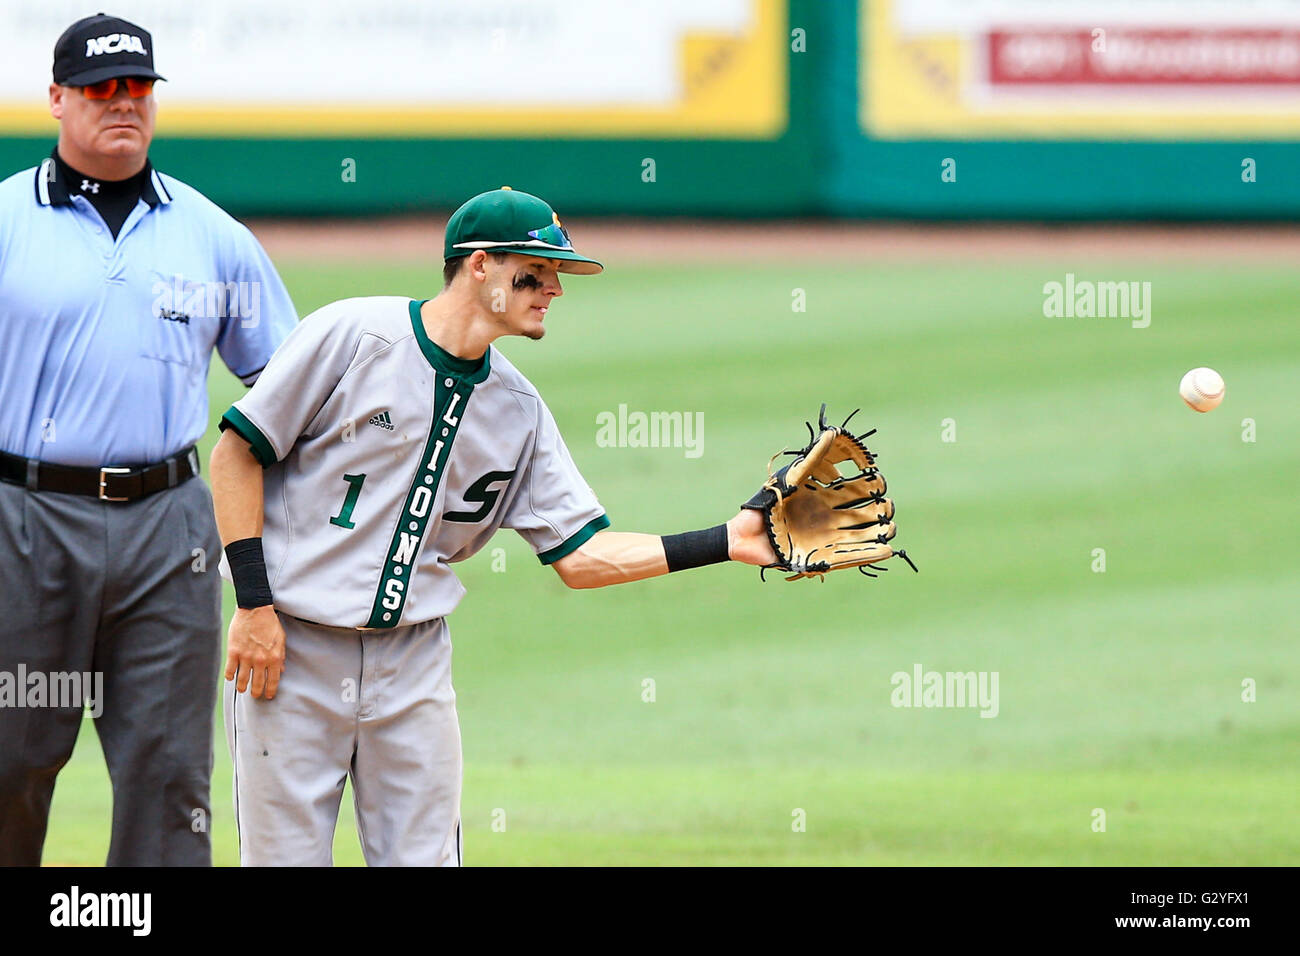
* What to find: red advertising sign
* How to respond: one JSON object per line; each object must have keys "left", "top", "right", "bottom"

{"left": 989, "top": 29, "right": 1300, "bottom": 85}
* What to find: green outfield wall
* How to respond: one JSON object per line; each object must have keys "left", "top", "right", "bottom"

{"left": 1, "top": 0, "right": 1296, "bottom": 220}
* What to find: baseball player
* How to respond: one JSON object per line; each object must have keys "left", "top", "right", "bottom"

{"left": 0, "top": 14, "right": 297, "bottom": 865}
{"left": 211, "top": 187, "right": 776, "bottom": 865}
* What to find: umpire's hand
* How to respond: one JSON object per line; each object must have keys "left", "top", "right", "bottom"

{"left": 225, "top": 606, "right": 286, "bottom": 699}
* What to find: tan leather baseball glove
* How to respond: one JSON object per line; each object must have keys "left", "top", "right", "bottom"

{"left": 742, "top": 405, "right": 918, "bottom": 582}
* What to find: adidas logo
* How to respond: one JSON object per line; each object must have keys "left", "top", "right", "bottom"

{"left": 368, "top": 411, "right": 394, "bottom": 431}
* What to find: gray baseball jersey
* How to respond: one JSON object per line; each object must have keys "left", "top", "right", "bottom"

{"left": 219, "top": 296, "right": 608, "bottom": 628}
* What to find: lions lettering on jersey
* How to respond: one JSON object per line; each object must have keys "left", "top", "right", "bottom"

{"left": 366, "top": 375, "right": 473, "bottom": 628}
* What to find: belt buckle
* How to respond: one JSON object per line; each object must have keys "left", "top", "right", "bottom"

{"left": 98, "top": 466, "right": 132, "bottom": 502}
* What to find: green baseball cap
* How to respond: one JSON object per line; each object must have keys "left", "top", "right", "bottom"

{"left": 444, "top": 187, "right": 603, "bottom": 275}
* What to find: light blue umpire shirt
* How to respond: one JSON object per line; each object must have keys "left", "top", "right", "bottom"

{"left": 0, "top": 155, "right": 297, "bottom": 467}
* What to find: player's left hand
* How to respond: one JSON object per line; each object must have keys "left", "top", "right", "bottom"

{"left": 726, "top": 508, "right": 778, "bottom": 567}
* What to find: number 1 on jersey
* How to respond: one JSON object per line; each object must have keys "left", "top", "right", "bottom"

{"left": 329, "top": 473, "right": 367, "bottom": 529}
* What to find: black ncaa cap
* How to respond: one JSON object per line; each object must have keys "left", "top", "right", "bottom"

{"left": 52, "top": 12, "right": 165, "bottom": 86}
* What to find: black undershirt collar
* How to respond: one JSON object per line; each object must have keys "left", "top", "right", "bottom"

{"left": 53, "top": 149, "right": 148, "bottom": 239}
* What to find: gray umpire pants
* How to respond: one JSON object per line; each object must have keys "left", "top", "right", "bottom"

{"left": 224, "top": 613, "right": 463, "bottom": 866}
{"left": 0, "top": 477, "right": 221, "bottom": 866}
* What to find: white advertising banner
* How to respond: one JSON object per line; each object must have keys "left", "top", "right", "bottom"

{"left": 865, "top": 0, "right": 1300, "bottom": 138}
{"left": 1, "top": 0, "right": 785, "bottom": 136}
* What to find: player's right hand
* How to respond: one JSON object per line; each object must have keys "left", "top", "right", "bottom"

{"left": 225, "top": 605, "right": 286, "bottom": 700}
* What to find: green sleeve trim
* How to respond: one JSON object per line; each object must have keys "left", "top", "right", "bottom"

{"left": 537, "top": 514, "right": 611, "bottom": 565}
{"left": 220, "top": 406, "right": 278, "bottom": 467}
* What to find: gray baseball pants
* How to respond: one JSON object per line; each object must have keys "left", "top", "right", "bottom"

{"left": 224, "top": 613, "right": 462, "bottom": 866}
{"left": 0, "top": 477, "right": 221, "bottom": 866}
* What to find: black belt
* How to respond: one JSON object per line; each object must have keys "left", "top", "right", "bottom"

{"left": 0, "top": 446, "right": 199, "bottom": 502}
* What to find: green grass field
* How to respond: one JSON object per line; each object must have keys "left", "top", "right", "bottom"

{"left": 41, "top": 256, "right": 1300, "bottom": 865}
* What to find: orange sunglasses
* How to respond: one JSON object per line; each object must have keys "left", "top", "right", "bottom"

{"left": 79, "top": 77, "right": 155, "bottom": 100}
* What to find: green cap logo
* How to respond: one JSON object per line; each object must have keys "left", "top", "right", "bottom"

{"left": 444, "top": 187, "right": 603, "bottom": 275}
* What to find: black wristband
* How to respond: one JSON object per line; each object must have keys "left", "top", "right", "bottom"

{"left": 662, "top": 524, "right": 730, "bottom": 573}
{"left": 226, "top": 537, "right": 273, "bottom": 609}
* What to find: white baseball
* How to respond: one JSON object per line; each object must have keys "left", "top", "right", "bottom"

{"left": 1180, "top": 367, "right": 1225, "bottom": 413}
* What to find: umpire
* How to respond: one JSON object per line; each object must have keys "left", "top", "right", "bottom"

{"left": 0, "top": 14, "right": 297, "bottom": 865}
